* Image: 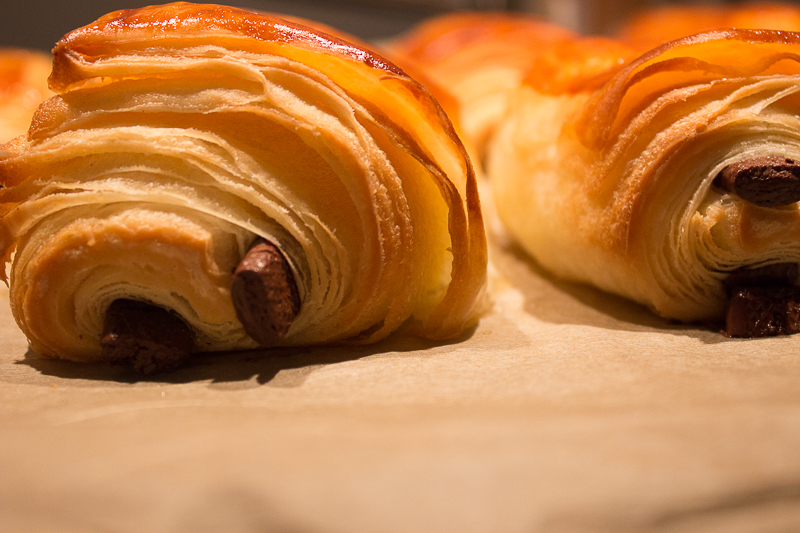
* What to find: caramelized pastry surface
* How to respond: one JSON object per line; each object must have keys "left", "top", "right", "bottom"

{"left": 489, "top": 26, "right": 800, "bottom": 329}
{"left": 0, "top": 2, "right": 487, "bottom": 364}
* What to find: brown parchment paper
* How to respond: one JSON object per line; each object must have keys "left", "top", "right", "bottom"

{"left": 2, "top": 204, "right": 800, "bottom": 533}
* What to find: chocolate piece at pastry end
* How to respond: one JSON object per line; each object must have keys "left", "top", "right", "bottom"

{"left": 724, "top": 286, "right": 800, "bottom": 338}
{"left": 722, "top": 262, "right": 799, "bottom": 294}
{"left": 231, "top": 238, "right": 301, "bottom": 347}
{"left": 714, "top": 156, "right": 800, "bottom": 208}
{"left": 101, "top": 299, "right": 195, "bottom": 375}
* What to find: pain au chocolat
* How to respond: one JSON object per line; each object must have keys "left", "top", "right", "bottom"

{"left": 488, "top": 28, "right": 800, "bottom": 336}
{"left": 0, "top": 2, "right": 487, "bottom": 373}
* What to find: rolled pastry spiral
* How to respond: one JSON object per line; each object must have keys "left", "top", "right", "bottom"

{"left": 0, "top": 2, "right": 487, "bottom": 366}
{"left": 489, "top": 29, "right": 800, "bottom": 324}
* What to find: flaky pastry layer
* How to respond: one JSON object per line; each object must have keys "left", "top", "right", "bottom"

{"left": 0, "top": 2, "right": 487, "bottom": 361}
{"left": 490, "top": 29, "right": 800, "bottom": 322}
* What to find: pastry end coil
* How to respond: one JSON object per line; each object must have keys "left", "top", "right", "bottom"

{"left": 0, "top": 2, "right": 488, "bottom": 371}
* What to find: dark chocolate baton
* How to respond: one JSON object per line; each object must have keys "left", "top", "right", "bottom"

{"left": 101, "top": 299, "right": 195, "bottom": 374}
{"left": 230, "top": 237, "right": 300, "bottom": 346}
{"left": 723, "top": 263, "right": 800, "bottom": 337}
{"left": 714, "top": 156, "right": 800, "bottom": 207}
{"left": 714, "top": 156, "right": 800, "bottom": 336}
{"left": 723, "top": 263, "right": 799, "bottom": 293}
{"left": 725, "top": 286, "right": 800, "bottom": 337}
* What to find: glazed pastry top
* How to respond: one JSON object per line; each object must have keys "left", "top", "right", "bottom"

{"left": 0, "top": 3, "right": 487, "bottom": 363}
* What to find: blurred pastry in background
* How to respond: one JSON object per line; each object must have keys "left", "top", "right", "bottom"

{"left": 618, "top": 1, "right": 800, "bottom": 50}
{"left": 384, "top": 12, "right": 574, "bottom": 166}
{"left": 488, "top": 27, "right": 800, "bottom": 337}
{"left": 0, "top": 49, "right": 52, "bottom": 143}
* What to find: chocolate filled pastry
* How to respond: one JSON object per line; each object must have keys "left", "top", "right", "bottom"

{"left": 0, "top": 2, "right": 487, "bottom": 373}
{"left": 385, "top": 12, "right": 574, "bottom": 164}
{"left": 488, "top": 28, "right": 800, "bottom": 337}
{"left": 0, "top": 49, "right": 52, "bottom": 142}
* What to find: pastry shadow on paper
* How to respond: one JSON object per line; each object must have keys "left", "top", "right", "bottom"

{"left": 14, "top": 325, "right": 478, "bottom": 386}
{"left": 491, "top": 240, "right": 729, "bottom": 344}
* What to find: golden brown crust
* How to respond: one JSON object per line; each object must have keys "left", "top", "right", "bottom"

{"left": 50, "top": 3, "right": 405, "bottom": 90}
{"left": 575, "top": 29, "right": 800, "bottom": 147}
{"left": 490, "top": 27, "right": 800, "bottom": 323}
{"left": 572, "top": 30, "right": 800, "bottom": 251}
{"left": 0, "top": 3, "right": 487, "bottom": 362}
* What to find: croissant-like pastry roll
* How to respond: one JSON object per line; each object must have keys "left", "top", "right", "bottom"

{"left": 0, "top": 49, "right": 52, "bottom": 142}
{"left": 619, "top": 2, "right": 800, "bottom": 51}
{"left": 385, "top": 12, "right": 574, "bottom": 163}
{"left": 489, "top": 29, "right": 800, "bottom": 336}
{"left": 0, "top": 2, "right": 487, "bottom": 372}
